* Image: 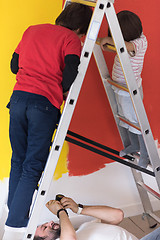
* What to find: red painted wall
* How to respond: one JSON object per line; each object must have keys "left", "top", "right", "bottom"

{"left": 64, "top": 0, "right": 160, "bottom": 176}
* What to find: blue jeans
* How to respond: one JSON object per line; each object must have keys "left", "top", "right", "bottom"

{"left": 6, "top": 91, "right": 59, "bottom": 227}
{"left": 140, "top": 227, "right": 160, "bottom": 240}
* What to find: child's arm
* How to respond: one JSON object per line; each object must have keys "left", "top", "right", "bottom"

{"left": 98, "top": 37, "right": 115, "bottom": 51}
{"left": 99, "top": 36, "right": 135, "bottom": 54}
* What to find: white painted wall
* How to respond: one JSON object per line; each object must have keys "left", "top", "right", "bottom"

{"left": 38, "top": 162, "right": 160, "bottom": 225}
{"left": 0, "top": 162, "right": 159, "bottom": 234}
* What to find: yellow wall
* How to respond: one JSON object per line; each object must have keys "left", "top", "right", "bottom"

{"left": 0, "top": 0, "right": 64, "bottom": 180}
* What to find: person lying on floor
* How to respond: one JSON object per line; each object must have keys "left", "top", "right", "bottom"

{"left": 34, "top": 196, "right": 138, "bottom": 240}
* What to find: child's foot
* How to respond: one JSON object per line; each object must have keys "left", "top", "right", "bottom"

{"left": 131, "top": 152, "right": 140, "bottom": 159}
{"left": 119, "top": 150, "right": 126, "bottom": 157}
{"left": 138, "top": 158, "right": 150, "bottom": 169}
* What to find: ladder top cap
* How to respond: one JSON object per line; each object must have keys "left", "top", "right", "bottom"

{"left": 70, "top": 0, "right": 96, "bottom": 7}
{"left": 69, "top": 0, "right": 114, "bottom": 8}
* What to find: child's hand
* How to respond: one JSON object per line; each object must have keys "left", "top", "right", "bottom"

{"left": 98, "top": 37, "right": 114, "bottom": 51}
{"left": 100, "top": 37, "right": 110, "bottom": 51}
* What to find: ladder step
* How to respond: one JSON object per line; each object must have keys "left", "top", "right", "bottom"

{"left": 107, "top": 78, "right": 129, "bottom": 92}
{"left": 116, "top": 115, "right": 141, "bottom": 131}
{"left": 69, "top": 0, "right": 96, "bottom": 7}
{"left": 137, "top": 182, "right": 160, "bottom": 200}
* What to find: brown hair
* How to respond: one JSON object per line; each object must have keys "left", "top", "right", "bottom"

{"left": 34, "top": 226, "right": 60, "bottom": 240}
{"left": 108, "top": 10, "right": 143, "bottom": 42}
{"left": 33, "top": 236, "right": 46, "bottom": 240}
{"left": 55, "top": 2, "right": 92, "bottom": 35}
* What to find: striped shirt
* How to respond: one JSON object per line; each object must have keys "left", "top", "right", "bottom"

{"left": 112, "top": 34, "right": 147, "bottom": 95}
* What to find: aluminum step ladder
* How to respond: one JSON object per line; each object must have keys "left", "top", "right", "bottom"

{"left": 23, "top": 1, "right": 160, "bottom": 239}
{"left": 92, "top": 1, "right": 160, "bottom": 228}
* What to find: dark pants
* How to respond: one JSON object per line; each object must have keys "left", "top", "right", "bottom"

{"left": 6, "top": 91, "right": 59, "bottom": 227}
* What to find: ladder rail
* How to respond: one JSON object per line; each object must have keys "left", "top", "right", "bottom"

{"left": 131, "top": 167, "right": 158, "bottom": 227}
{"left": 137, "top": 182, "right": 160, "bottom": 200}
